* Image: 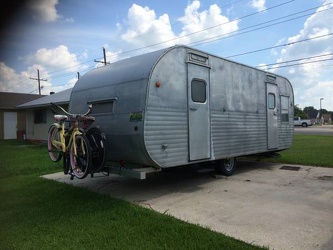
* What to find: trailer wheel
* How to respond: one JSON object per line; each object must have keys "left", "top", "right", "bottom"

{"left": 215, "top": 158, "right": 236, "bottom": 176}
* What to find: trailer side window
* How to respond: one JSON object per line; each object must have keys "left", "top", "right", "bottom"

{"left": 92, "top": 102, "right": 114, "bottom": 114}
{"left": 281, "top": 96, "right": 289, "bottom": 122}
{"left": 268, "top": 93, "right": 275, "bottom": 109}
{"left": 88, "top": 99, "right": 116, "bottom": 114}
{"left": 191, "top": 79, "right": 206, "bottom": 103}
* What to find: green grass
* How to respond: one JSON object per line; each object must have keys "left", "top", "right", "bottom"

{"left": 265, "top": 135, "right": 333, "bottom": 167}
{"left": 0, "top": 140, "right": 264, "bottom": 250}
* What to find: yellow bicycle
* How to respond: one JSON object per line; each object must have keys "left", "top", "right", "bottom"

{"left": 47, "top": 103, "right": 95, "bottom": 179}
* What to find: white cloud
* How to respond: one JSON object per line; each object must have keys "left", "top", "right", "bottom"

{"left": 121, "top": 4, "right": 176, "bottom": 49}
{"left": 28, "top": 0, "right": 60, "bottom": 22}
{"left": 1, "top": 45, "right": 89, "bottom": 94}
{"left": 178, "top": 1, "right": 239, "bottom": 44}
{"left": 25, "top": 45, "right": 85, "bottom": 72}
{"left": 250, "top": 0, "right": 266, "bottom": 12}
{"left": 274, "top": 0, "right": 333, "bottom": 110}
{"left": 0, "top": 62, "right": 50, "bottom": 94}
{"left": 119, "top": 1, "right": 239, "bottom": 50}
{"left": 0, "top": 62, "right": 20, "bottom": 92}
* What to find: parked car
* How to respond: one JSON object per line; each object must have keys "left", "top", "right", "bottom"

{"left": 294, "top": 117, "right": 313, "bottom": 127}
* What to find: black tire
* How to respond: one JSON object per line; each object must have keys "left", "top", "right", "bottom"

{"left": 70, "top": 134, "right": 91, "bottom": 179}
{"left": 86, "top": 127, "right": 107, "bottom": 173}
{"left": 47, "top": 125, "right": 62, "bottom": 162}
{"left": 63, "top": 154, "right": 70, "bottom": 175}
{"left": 215, "top": 158, "right": 236, "bottom": 176}
{"left": 302, "top": 123, "right": 308, "bottom": 127}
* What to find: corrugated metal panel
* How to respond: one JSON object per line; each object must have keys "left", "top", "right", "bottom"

{"left": 211, "top": 111, "right": 267, "bottom": 158}
{"left": 278, "top": 113, "right": 294, "bottom": 149}
{"left": 144, "top": 106, "right": 188, "bottom": 167}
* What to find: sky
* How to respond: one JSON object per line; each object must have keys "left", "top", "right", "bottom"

{"left": 0, "top": 0, "right": 332, "bottom": 111}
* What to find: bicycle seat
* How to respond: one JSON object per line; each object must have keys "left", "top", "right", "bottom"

{"left": 54, "top": 115, "right": 68, "bottom": 121}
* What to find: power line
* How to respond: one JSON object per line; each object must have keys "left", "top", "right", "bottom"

{"left": 46, "top": 0, "right": 297, "bottom": 79}
{"left": 257, "top": 53, "right": 333, "bottom": 68}
{"left": 226, "top": 32, "right": 333, "bottom": 58}
{"left": 190, "top": 4, "right": 333, "bottom": 47}
{"left": 18, "top": 1, "right": 332, "bottom": 90}
{"left": 265, "top": 58, "right": 333, "bottom": 70}
{"left": 256, "top": 53, "right": 333, "bottom": 70}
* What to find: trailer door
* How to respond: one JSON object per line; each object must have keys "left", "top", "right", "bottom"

{"left": 266, "top": 83, "right": 278, "bottom": 149}
{"left": 188, "top": 63, "right": 211, "bottom": 161}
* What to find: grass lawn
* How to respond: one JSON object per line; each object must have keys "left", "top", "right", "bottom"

{"left": 265, "top": 134, "right": 333, "bottom": 167}
{"left": 0, "top": 140, "right": 264, "bottom": 250}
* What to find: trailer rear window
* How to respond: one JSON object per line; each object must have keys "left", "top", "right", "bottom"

{"left": 191, "top": 79, "right": 206, "bottom": 103}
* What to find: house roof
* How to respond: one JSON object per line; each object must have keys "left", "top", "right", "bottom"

{"left": 0, "top": 92, "right": 46, "bottom": 110}
{"left": 17, "top": 88, "right": 72, "bottom": 109}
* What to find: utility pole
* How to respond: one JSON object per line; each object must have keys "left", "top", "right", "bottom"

{"left": 30, "top": 69, "right": 47, "bottom": 95}
{"left": 94, "top": 47, "right": 107, "bottom": 65}
{"left": 320, "top": 98, "right": 324, "bottom": 125}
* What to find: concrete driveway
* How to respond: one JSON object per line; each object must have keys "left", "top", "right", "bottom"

{"left": 43, "top": 161, "right": 333, "bottom": 250}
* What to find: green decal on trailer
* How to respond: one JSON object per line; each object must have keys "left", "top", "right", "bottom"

{"left": 130, "top": 112, "right": 143, "bottom": 122}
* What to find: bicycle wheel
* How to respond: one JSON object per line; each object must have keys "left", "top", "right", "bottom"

{"left": 70, "top": 134, "right": 91, "bottom": 179}
{"left": 47, "top": 125, "right": 62, "bottom": 162}
{"left": 86, "top": 127, "right": 107, "bottom": 173}
{"left": 63, "top": 154, "right": 70, "bottom": 175}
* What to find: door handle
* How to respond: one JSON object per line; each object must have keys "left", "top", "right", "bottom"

{"left": 190, "top": 107, "right": 198, "bottom": 111}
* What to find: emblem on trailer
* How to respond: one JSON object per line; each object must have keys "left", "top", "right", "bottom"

{"left": 130, "top": 112, "right": 143, "bottom": 122}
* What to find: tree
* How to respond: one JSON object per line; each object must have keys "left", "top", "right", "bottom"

{"left": 321, "top": 109, "right": 329, "bottom": 114}
{"left": 294, "top": 105, "right": 307, "bottom": 119}
{"left": 303, "top": 106, "right": 318, "bottom": 119}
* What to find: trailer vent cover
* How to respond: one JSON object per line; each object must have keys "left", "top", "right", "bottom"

{"left": 280, "top": 166, "right": 300, "bottom": 171}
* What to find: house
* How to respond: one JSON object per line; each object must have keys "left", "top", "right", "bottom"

{"left": 17, "top": 88, "right": 72, "bottom": 141}
{"left": 322, "top": 113, "right": 332, "bottom": 124}
{"left": 0, "top": 92, "right": 45, "bottom": 139}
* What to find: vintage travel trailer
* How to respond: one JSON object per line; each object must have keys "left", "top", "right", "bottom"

{"left": 69, "top": 45, "right": 294, "bottom": 178}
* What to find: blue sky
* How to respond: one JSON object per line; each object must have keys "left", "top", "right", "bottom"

{"left": 0, "top": 0, "right": 332, "bottom": 111}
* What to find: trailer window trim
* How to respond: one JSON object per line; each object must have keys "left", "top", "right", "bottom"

{"left": 268, "top": 93, "right": 276, "bottom": 109}
{"left": 191, "top": 79, "right": 207, "bottom": 103}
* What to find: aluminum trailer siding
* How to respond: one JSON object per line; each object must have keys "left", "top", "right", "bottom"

{"left": 69, "top": 45, "right": 294, "bottom": 169}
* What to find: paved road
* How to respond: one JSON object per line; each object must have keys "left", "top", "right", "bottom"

{"left": 294, "top": 125, "right": 333, "bottom": 136}
{"left": 44, "top": 161, "right": 333, "bottom": 250}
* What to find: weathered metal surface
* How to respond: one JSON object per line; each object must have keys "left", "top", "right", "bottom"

{"left": 69, "top": 45, "right": 294, "bottom": 170}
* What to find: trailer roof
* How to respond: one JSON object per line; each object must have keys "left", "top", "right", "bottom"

{"left": 72, "top": 47, "right": 170, "bottom": 92}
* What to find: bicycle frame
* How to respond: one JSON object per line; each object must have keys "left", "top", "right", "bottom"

{"left": 50, "top": 102, "right": 93, "bottom": 157}
{"left": 51, "top": 120, "right": 86, "bottom": 157}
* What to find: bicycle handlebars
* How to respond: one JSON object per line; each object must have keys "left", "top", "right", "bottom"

{"left": 50, "top": 102, "right": 93, "bottom": 119}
